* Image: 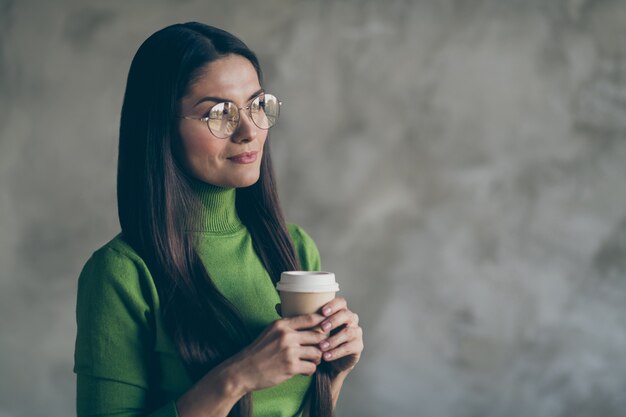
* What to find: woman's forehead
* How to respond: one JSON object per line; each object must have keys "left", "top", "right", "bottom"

{"left": 184, "top": 55, "right": 261, "bottom": 105}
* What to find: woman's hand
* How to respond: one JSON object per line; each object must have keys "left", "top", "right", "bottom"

{"left": 231, "top": 314, "right": 328, "bottom": 392}
{"left": 317, "top": 296, "right": 363, "bottom": 375}
{"left": 176, "top": 314, "right": 327, "bottom": 417}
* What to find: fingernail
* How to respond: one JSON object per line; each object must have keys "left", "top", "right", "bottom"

{"left": 324, "top": 352, "right": 332, "bottom": 360}
{"left": 320, "top": 341, "right": 330, "bottom": 349}
{"left": 322, "top": 321, "right": 332, "bottom": 330}
{"left": 323, "top": 307, "right": 332, "bottom": 316}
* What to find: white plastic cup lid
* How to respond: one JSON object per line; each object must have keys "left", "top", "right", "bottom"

{"left": 276, "top": 271, "right": 339, "bottom": 293}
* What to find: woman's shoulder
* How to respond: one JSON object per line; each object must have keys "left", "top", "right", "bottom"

{"left": 287, "top": 223, "right": 312, "bottom": 241}
{"left": 287, "top": 223, "right": 321, "bottom": 271}
{"left": 82, "top": 233, "right": 149, "bottom": 271}
{"left": 75, "top": 234, "right": 160, "bottom": 381}
{"left": 91, "top": 233, "right": 143, "bottom": 262}
{"left": 78, "top": 233, "right": 153, "bottom": 296}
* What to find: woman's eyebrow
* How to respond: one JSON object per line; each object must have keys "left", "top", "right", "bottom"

{"left": 193, "top": 88, "right": 264, "bottom": 108}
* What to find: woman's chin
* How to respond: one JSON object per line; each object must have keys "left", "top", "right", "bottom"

{"left": 220, "top": 172, "right": 261, "bottom": 189}
{"left": 234, "top": 178, "right": 260, "bottom": 188}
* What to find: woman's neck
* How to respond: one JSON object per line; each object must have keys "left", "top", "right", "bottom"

{"left": 188, "top": 179, "right": 243, "bottom": 234}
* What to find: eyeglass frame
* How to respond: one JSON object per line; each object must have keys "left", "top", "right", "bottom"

{"left": 179, "top": 92, "right": 282, "bottom": 139}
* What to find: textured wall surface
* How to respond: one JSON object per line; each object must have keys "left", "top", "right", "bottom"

{"left": 2, "top": 1, "right": 626, "bottom": 416}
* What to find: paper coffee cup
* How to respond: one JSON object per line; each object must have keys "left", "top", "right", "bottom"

{"left": 276, "top": 271, "right": 339, "bottom": 317}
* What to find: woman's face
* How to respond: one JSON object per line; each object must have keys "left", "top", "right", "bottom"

{"left": 177, "top": 54, "right": 268, "bottom": 188}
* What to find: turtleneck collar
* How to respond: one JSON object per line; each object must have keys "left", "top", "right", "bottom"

{"left": 188, "top": 179, "right": 244, "bottom": 234}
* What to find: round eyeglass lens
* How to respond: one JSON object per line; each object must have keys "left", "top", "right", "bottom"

{"left": 251, "top": 94, "right": 280, "bottom": 129}
{"left": 208, "top": 102, "right": 239, "bottom": 138}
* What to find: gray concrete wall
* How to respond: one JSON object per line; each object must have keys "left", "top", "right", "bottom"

{"left": 2, "top": 1, "right": 626, "bottom": 416}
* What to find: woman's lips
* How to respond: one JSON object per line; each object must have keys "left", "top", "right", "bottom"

{"left": 228, "top": 151, "right": 258, "bottom": 164}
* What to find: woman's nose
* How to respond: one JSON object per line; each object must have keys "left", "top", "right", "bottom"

{"left": 230, "top": 111, "right": 257, "bottom": 143}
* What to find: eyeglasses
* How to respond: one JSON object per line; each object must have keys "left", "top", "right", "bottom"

{"left": 181, "top": 93, "right": 281, "bottom": 139}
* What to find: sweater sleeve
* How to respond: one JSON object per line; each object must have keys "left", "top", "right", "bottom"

{"left": 287, "top": 224, "right": 321, "bottom": 271}
{"left": 74, "top": 246, "right": 178, "bottom": 417}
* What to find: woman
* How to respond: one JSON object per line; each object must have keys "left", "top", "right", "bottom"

{"left": 73, "top": 22, "right": 363, "bottom": 417}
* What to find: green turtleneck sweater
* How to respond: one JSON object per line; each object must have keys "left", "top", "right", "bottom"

{"left": 74, "top": 184, "right": 321, "bottom": 417}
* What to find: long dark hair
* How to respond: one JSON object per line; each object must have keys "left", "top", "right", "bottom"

{"left": 117, "top": 22, "right": 334, "bottom": 417}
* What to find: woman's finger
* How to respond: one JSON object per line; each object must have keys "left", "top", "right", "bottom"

{"left": 298, "top": 360, "right": 318, "bottom": 376}
{"left": 299, "top": 346, "right": 323, "bottom": 362}
{"left": 284, "top": 313, "right": 326, "bottom": 330}
{"left": 296, "top": 329, "right": 329, "bottom": 346}
{"left": 320, "top": 326, "right": 362, "bottom": 352}
{"left": 320, "top": 309, "right": 358, "bottom": 333}
{"left": 322, "top": 339, "right": 363, "bottom": 362}
{"left": 321, "top": 296, "right": 347, "bottom": 317}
